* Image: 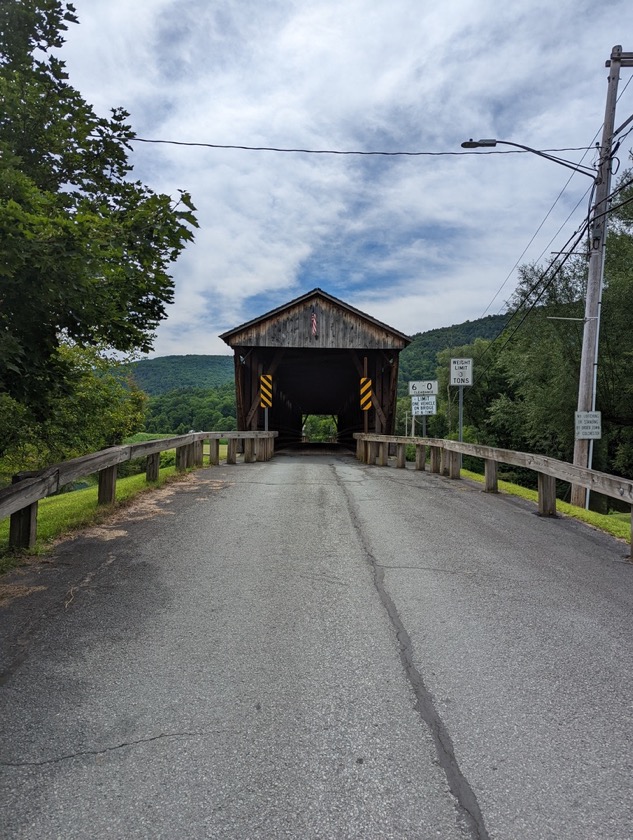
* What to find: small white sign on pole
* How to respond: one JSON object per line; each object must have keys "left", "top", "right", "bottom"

{"left": 409, "top": 380, "right": 438, "bottom": 396}
{"left": 575, "top": 411, "right": 602, "bottom": 440}
{"left": 450, "top": 358, "right": 473, "bottom": 386}
{"left": 412, "top": 395, "right": 437, "bottom": 416}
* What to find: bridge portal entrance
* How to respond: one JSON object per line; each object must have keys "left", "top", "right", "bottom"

{"left": 220, "top": 289, "right": 410, "bottom": 449}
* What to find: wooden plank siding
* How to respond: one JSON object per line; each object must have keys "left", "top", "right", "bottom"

{"left": 220, "top": 288, "right": 409, "bottom": 351}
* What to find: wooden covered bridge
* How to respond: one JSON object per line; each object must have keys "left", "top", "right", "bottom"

{"left": 220, "top": 289, "right": 411, "bottom": 448}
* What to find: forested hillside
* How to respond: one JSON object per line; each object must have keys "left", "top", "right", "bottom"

{"left": 126, "top": 355, "right": 234, "bottom": 395}
{"left": 398, "top": 314, "right": 507, "bottom": 391}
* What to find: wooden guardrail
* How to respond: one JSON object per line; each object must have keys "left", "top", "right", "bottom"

{"left": 0, "top": 431, "right": 277, "bottom": 550}
{"left": 354, "top": 433, "right": 633, "bottom": 556}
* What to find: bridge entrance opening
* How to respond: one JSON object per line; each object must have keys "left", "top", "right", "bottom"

{"left": 302, "top": 415, "right": 337, "bottom": 443}
{"left": 220, "top": 289, "right": 410, "bottom": 450}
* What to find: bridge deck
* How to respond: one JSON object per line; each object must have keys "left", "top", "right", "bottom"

{"left": 1, "top": 454, "right": 632, "bottom": 839}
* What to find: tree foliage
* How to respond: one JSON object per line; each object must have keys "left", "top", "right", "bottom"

{"left": 126, "top": 355, "right": 234, "bottom": 396}
{"left": 144, "top": 385, "right": 237, "bottom": 435}
{"left": 416, "top": 161, "right": 633, "bottom": 494}
{"left": 0, "top": 0, "right": 197, "bottom": 418}
{"left": 0, "top": 344, "right": 147, "bottom": 485}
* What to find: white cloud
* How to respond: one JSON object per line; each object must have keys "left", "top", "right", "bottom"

{"left": 61, "top": 0, "right": 633, "bottom": 356}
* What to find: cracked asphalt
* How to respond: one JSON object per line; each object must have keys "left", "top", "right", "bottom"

{"left": 1, "top": 452, "right": 633, "bottom": 839}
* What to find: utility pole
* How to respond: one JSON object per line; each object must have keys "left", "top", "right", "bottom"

{"left": 571, "top": 45, "right": 633, "bottom": 506}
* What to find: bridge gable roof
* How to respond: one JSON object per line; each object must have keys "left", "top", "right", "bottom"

{"left": 219, "top": 288, "right": 411, "bottom": 350}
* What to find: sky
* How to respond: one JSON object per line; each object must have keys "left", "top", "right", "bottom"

{"left": 59, "top": 0, "right": 633, "bottom": 356}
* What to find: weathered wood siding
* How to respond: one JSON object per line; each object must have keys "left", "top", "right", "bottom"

{"left": 225, "top": 297, "right": 407, "bottom": 350}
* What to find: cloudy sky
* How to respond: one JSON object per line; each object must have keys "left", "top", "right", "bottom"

{"left": 60, "top": 0, "right": 633, "bottom": 356}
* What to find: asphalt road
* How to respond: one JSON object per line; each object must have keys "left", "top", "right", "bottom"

{"left": 1, "top": 451, "right": 632, "bottom": 839}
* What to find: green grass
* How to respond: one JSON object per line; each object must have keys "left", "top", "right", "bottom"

{"left": 462, "top": 468, "right": 631, "bottom": 543}
{"left": 0, "top": 466, "right": 180, "bottom": 573}
{"left": 1, "top": 442, "right": 232, "bottom": 573}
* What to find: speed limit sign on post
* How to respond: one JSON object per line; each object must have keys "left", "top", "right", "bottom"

{"left": 408, "top": 380, "right": 438, "bottom": 396}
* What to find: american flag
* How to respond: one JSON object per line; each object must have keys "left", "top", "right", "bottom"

{"left": 311, "top": 310, "right": 317, "bottom": 336}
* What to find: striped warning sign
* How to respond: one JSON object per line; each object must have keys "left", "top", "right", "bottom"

{"left": 260, "top": 374, "right": 273, "bottom": 408}
{"left": 360, "top": 377, "right": 372, "bottom": 411}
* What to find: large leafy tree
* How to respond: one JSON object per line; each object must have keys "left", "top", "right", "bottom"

{"left": 0, "top": 1, "right": 197, "bottom": 420}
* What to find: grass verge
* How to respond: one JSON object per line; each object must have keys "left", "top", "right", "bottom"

{"left": 0, "top": 467, "right": 180, "bottom": 574}
{"left": 462, "top": 468, "right": 631, "bottom": 543}
{"left": 0, "top": 443, "right": 231, "bottom": 574}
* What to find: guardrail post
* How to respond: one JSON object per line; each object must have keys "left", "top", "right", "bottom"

{"left": 227, "top": 439, "right": 238, "bottom": 464}
{"left": 208, "top": 439, "right": 219, "bottom": 465}
{"left": 396, "top": 443, "right": 406, "bottom": 468}
{"left": 98, "top": 465, "right": 117, "bottom": 505}
{"left": 448, "top": 450, "right": 461, "bottom": 479}
{"left": 415, "top": 444, "right": 426, "bottom": 471}
{"left": 9, "top": 502, "right": 38, "bottom": 550}
{"left": 377, "top": 441, "right": 388, "bottom": 466}
{"left": 175, "top": 445, "right": 188, "bottom": 472}
{"left": 538, "top": 473, "right": 557, "bottom": 516}
{"left": 430, "top": 446, "right": 441, "bottom": 473}
{"left": 9, "top": 474, "right": 38, "bottom": 549}
{"left": 244, "top": 438, "right": 255, "bottom": 463}
{"left": 356, "top": 437, "right": 364, "bottom": 462}
{"left": 193, "top": 441, "right": 204, "bottom": 467}
{"left": 630, "top": 507, "right": 633, "bottom": 560}
{"left": 484, "top": 459, "right": 498, "bottom": 493}
{"left": 367, "top": 441, "right": 377, "bottom": 465}
{"left": 146, "top": 453, "right": 160, "bottom": 482}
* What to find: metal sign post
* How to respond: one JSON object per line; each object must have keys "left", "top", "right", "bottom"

{"left": 260, "top": 374, "right": 273, "bottom": 433}
{"left": 450, "top": 359, "right": 473, "bottom": 454}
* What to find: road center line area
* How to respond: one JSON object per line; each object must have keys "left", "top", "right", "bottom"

{"left": 1, "top": 453, "right": 632, "bottom": 839}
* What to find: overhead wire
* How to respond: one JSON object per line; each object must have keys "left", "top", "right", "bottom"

{"left": 478, "top": 71, "right": 633, "bottom": 326}
{"left": 467, "top": 220, "right": 591, "bottom": 388}
{"left": 466, "top": 174, "right": 633, "bottom": 388}
{"left": 132, "top": 136, "right": 594, "bottom": 158}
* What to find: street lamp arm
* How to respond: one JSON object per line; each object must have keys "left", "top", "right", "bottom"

{"left": 461, "top": 138, "right": 596, "bottom": 179}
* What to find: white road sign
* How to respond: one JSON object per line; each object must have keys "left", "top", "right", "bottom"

{"left": 412, "top": 395, "right": 437, "bottom": 415}
{"left": 450, "top": 358, "right": 473, "bottom": 386}
{"left": 409, "top": 380, "right": 438, "bottom": 396}
{"left": 575, "top": 411, "right": 602, "bottom": 440}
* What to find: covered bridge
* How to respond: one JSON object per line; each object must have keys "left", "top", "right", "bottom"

{"left": 220, "top": 289, "right": 410, "bottom": 449}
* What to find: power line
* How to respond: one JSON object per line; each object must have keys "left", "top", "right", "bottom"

{"left": 132, "top": 136, "right": 594, "bottom": 158}
{"left": 468, "top": 221, "right": 591, "bottom": 386}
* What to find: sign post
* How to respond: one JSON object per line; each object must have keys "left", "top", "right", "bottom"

{"left": 450, "top": 359, "right": 473, "bottom": 449}
{"left": 260, "top": 374, "right": 273, "bottom": 431}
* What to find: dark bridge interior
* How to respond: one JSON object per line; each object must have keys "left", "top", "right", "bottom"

{"left": 220, "top": 289, "right": 410, "bottom": 450}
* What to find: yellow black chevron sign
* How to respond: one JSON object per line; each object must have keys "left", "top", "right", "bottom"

{"left": 360, "top": 377, "right": 372, "bottom": 411}
{"left": 260, "top": 374, "right": 273, "bottom": 409}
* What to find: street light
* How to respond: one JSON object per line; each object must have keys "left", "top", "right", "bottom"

{"left": 461, "top": 45, "right": 633, "bottom": 507}
{"left": 460, "top": 138, "right": 597, "bottom": 179}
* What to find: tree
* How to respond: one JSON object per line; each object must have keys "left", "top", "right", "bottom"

{"left": 0, "top": 344, "right": 148, "bottom": 484}
{"left": 0, "top": 1, "right": 197, "bottom": 421}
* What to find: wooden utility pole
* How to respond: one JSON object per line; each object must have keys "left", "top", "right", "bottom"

{"left": 571, "top": 45, "right": 633, "bottom": 506}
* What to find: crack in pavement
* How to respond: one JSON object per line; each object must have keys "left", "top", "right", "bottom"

{"left": 0, "top": 730, "right": 208, "bottom": 768}
{"left": 333, "top": 465, "right": 490, "bottom": 840}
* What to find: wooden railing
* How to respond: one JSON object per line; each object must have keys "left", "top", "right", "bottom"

{"left": 0, "top": 431, "right": 277, "bottom": 550}
{"left": 354, "top": 433, "right": 633, "bottom": 556}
